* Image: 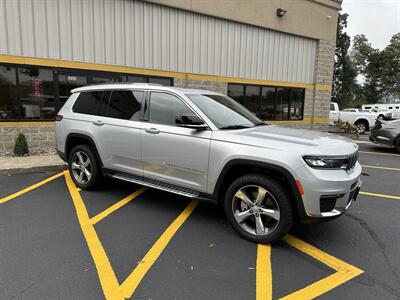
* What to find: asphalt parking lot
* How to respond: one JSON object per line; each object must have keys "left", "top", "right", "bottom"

{"left": 1, "top": 137, "right": 400, "bottom": 300}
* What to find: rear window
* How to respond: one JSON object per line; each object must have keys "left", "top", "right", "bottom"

{"left": 72, "top": 91, "right": 108, "bottom": 115}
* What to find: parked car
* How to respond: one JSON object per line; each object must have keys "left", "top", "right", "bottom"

{"left": 370, "top": 119, "right": 400, "bottom": 152}
{"left": 55, "top": 84, "right": 362, "bottom": 243}
{"left": 330, "top": 102, "right": 379, "bottom": 134}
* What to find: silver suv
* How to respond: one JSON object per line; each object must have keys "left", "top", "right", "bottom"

{"left": 55, "top": 83, "right": 362, "bottom": 243}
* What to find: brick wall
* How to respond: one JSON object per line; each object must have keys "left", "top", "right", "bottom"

{"left": 174, "top": 77, "right": 228, "bottom": 94}
{"left": 0, "top": 125, "right": 56, "bottom": 155}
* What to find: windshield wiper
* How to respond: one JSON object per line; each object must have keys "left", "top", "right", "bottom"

{"left": 220, "top": 125, "right": 252, "bottom": 130}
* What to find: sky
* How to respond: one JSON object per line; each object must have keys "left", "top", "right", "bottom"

{"left": 342, "top": 0, "right": 400, "bottom": 50}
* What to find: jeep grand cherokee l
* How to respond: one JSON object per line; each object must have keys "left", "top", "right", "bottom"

{"left": 55, "top": 83, "right": 362, "bottom": 243}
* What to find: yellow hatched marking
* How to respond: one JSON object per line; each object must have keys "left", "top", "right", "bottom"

{"left": 280, "top": 235, "right": 363, "bottom": 300}
{"left": 90, "top": 187, "right": 147, "bottom": 224}
{"left": 256, "top": 244, "right": 272, "bottom": 300}
{"left": 360, "top": 191, "right": 400, "bottom": 200}
{"left": 362, "top": 165, "right": 400, "bottom": 171}
{"left": 120, "top": 199, "right": 199, "bottom": 299}
{"left": 0, "top": 172, "right": 64, "bottom": 204}
{"left": 65, "top": 171, "right": 124, "bottom": 300}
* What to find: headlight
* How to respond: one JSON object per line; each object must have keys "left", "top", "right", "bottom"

{"left": 303, "top": 156, "right": 347, "bottom": 169}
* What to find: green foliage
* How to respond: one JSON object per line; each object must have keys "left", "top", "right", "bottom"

{"left": 381, "top": 33, "right": 400, "bottom": 100}
{"left": 13, "top": 133, "right": 29, "bottom": 156}
{"left": 332, "top": 13, "right": 358, "bottom": 108}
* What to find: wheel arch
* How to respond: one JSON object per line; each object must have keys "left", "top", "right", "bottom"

{"left": 354, "top": 118, "right": 370, "bottom": 131}
{"left": 212, "top": 159, "right": 307, "bottom": 219}
{"left": 65, "top": 133, "right": 103, "bottom": 167}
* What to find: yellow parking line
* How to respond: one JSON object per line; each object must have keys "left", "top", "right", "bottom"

{"left": 360, "top": 191, "right": 400, "bottom": 200}
{"left": 256, "top": 244, "right": 272, "bottom": 300}
{"left": 359, "top": 151, "right": 400, "bottom": 157}
{"left": 65, "top": 171, "right": 124, "bottom": 300}
{"left": 120, "top": 199, "right": 199, "bottom": 299}
{"left": 280, "top": 235, "right": 363, "bottom": 300}
{"left": 90, "top": 187, "right": 147, "bottom": 225}
{"left": 0, "top": 172, "right": 64, "bottom": 204}
{"left": 362, "top": 165, "right": 400, "bottom": 171}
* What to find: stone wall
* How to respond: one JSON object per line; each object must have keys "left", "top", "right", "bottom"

{"left": 0, "top": 125, "right": 56, "bottom": 156}
{"left": 174, "top": 77, "right": 228, "bottom": 94}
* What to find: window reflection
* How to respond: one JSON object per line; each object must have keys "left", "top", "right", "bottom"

{"left": 18, "top": 67, "right": 55, "bottom": 120}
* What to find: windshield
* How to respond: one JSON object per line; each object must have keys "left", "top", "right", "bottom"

{"left": 186, "top": 94, "right": 263, "bottom": 129}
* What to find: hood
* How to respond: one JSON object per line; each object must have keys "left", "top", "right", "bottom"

{"left": 213, "top": 125, "right": 359, "bottom": 156}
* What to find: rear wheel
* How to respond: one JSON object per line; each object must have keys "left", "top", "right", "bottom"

{"left": 68, "top": 145, "right": 101, "bottom": 190}
{"left": 355, "top": 120, "right": 368, "bottom": 134}
{"left": 224, "top": 174, "right": 294, "bottom": 244}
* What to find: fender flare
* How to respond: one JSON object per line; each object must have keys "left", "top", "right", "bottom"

{"left": 65, "top": 133, "right": 104, "bottom": 167}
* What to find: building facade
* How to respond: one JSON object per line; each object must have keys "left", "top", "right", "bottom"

{"left": 0, "top": 0, "right": 341, "bottom": 155}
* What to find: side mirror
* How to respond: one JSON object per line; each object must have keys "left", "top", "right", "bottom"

{"left": 175, "top": 115, "right": 208, "bottom": 130}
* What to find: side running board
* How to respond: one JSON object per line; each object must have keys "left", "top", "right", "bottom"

{"left": 109, "top": 172, "right": 200, "bottom": 198}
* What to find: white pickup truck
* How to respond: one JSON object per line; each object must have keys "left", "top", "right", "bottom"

{"left": 329, "top": 102, "right": 378, "bottom": 134}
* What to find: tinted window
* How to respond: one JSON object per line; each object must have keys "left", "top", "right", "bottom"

{"left": 73, "top": 91, "right": 106, "bottom": 115}
{"left": 148, "top": 77, "right": 173, "bottom": 86}
{"left": 149, "top": 92, "right": 193, "bottom": 126}
{"left": 0, "top": 65, "right": 18, "bottom": 120}
{"left": 276, "top": 88, "right": 290, "bottom": 120}
{"left": 58, "top": 74, "right": 87, "bottom": 107}
{"left": 228, "top": 84, "right": 245, "bottom": 105}
{"left": 245, "top": 85, "right": 260, "bottom": 116}
{"left": 108, "top": 90, "right": 144, "bottom": 120}
{"left": 260, "top": 87, "right": 276, "bottom": 120}
{"left": 330, "top": 103, "right": 335, "bottom": 111}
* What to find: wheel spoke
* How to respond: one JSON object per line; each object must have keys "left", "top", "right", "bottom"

{"left": 260, "top": 208, "right": 280, "bottom": 221}
{"left": 71, "top": 162, "right": 80, "bottom": 170}
{"left": 235, "top": 190, "right": 254, "bottom": 206}
{"left": 234, "top": 210, "right": 252, "bottom": 223}
{"left": 83, "top": 158, "right": 90, "bottom": 167}
{"left": 77, "top": 171, "right": 84, "bottom": 182}
{"left": 255, "top": 187, "right": 267, "bottom": 206}
{"left": 76, "top": 152, "right": 85, "bottom": 165}
{"left": 255, "top": 215, "right": 265, "bottom": 235}
{"left": 84, "top": 168, "right": 91, "bottom": 179}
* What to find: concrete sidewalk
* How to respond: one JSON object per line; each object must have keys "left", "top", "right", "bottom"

{"left": 0, "top": 155, "right": 66, "bottom": 175}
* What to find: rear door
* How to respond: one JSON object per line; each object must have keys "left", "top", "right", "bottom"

{"left": 94, "top": 90, "right": 145, "bottom": 175}
{"left": 140, "top": 91, "right": 211, "bottom": 192}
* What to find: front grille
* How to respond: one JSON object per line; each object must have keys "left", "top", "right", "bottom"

{"left": 346, "top": 151, "right": 358, "bottom": 171}
{"left": 320, "top": 197, "right": 337, "bottom": 213}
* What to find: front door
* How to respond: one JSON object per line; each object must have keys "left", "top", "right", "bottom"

{"left": 140, "top": 91, "right": 211, "bottom": 192}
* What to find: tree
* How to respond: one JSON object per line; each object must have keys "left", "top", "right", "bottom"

{"left": 381, "top": 33, "right": 400, "bottom": 101}
{"left": 332, "top": 13, "right": 358, "bottom": 108}
{"left": 351, "top": 34, "right": 383, "bottom": 104}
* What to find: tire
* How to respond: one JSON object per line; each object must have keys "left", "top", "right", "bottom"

{"left": 378, "top": 115, "right": 385, "bottom": 121}
{"left": 224, "top": 174, "right": 294, "bottom": 244}
{"left": 395, "top": 137, "right": 400, "bottom": 153}
{"left": 355, "top": 120, "right": 368, "bottom": 134}
{"left": 68, "top": 144, "right": 101, "bottom": 190}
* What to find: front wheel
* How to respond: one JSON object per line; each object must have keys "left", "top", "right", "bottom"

{"left": 224, "top": 174, "right": 294, "bottom": 244}
{"left": 355, "top": 121, "right": 368, "bottom": 134}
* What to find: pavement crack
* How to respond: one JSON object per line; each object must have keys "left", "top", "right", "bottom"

{"left": 345, "top": 213, "right": 400, "bottom": 296}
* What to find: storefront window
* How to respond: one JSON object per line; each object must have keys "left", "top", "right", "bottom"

{"left": 244, "top": 85, "right": 260, "bottom": 116}
{"left": 58, "top": 74, "right": 87, "bottom": 107}
{"left": 147, "top": 76, "right": 173, "bottom": 86}
{"left": 0, "top": 66, "right": 18, "bottom": 120}
{"left": 124, "top": 75, "right": 146, "bottom": 83}
{"left": 290, "top": 89, "right": 305, "bottom": 120}
{"left": 18, "top": 67, "right": 55, "bottom": 120}
{"left": 228, "top": 84, "right": 245, "bottom": 105}
{"left": 228, "top": 83, "right": 304, "bottom": 121}
{"left": 260, "top": 87, "right": 276, "bottom": 120}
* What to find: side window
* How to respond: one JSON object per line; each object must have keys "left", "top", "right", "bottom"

{"left": 73, "top": 91, "right": 106, "bottom": 115}
{"left": 149, "top": 92, "right": 194, "bottom": 126}
{"left": 107, "top": 90, "right": 144, "bottom": 120}
{"left": 330, "top": 103, "right": 335, "bottom": 111}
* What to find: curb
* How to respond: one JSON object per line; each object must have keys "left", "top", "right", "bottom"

{"left": 0, "top": 164, "right": 67, "bottom": 176}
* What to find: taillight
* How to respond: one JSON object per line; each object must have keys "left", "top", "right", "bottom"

{"left": 55, "top": 115, "right": 63, "bottom": 121}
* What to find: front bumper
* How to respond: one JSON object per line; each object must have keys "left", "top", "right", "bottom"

{"left": 295, "top": 162, "right": 362, "bottom": 221}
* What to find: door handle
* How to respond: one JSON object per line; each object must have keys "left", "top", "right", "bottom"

{"left": 93, "top": 120, "right": 104, "bottom": 126}
{"left": 145, "top": 127, "right": 160, "bottom": 134}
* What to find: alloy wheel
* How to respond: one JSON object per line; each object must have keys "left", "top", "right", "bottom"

{"left": 71, "top": 151, "right": 92, "bottom": 184}
{"left": 231, "top": 185, "right": 280, "bottom": 236}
